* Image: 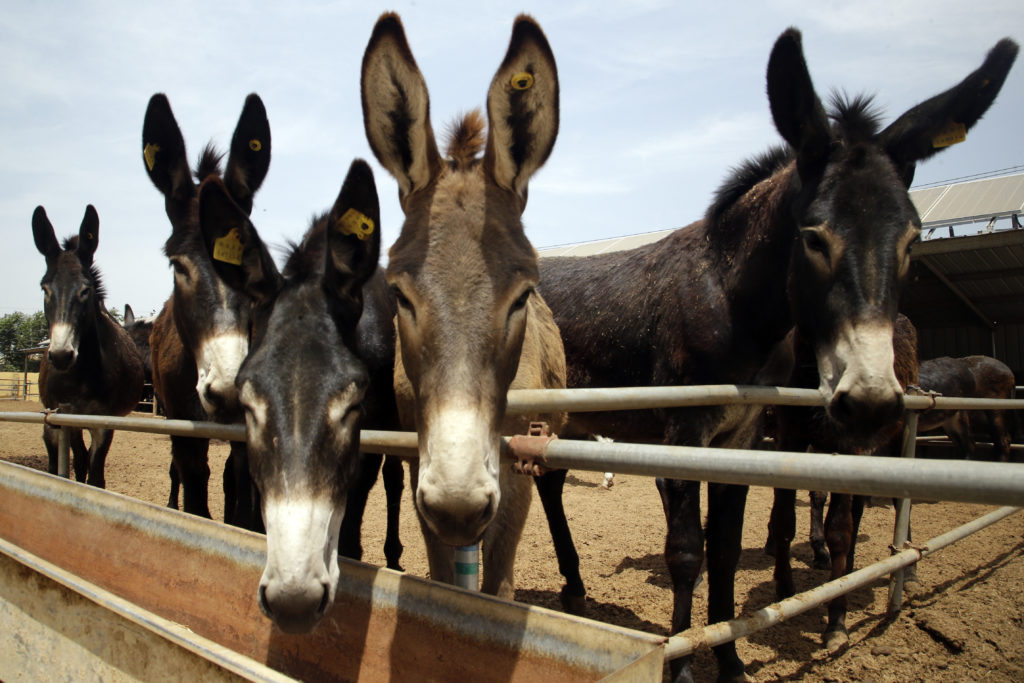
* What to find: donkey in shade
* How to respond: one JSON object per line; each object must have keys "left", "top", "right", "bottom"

{"left": 141, "top": 93, "right": 269, "bottom": 530}
{"left": 33, "top": 205, "right": 145, "bottom": 486}
{"left": 362, "top": 13, "right": 566, "bottom": 599}
{"left": 123, "top": 304, "right": 156, "bottom": 412}
{"left": 537, "top": 31, "right": 1017, "bottom": 682}
{"left": 198, "top": 159, "right": 401, "bottom": 633}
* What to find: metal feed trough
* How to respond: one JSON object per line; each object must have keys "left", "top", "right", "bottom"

{"left": 1, "top": 383, "right": 1022, "bottom": 678}
{"left": 0, "top": 459, "right": 666, "bottom": 681}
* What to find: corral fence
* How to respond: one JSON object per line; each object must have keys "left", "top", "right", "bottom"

{"left": 1, "top": 385, "right": 1023, "bottom": 680}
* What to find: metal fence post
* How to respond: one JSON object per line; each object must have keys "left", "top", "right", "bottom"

{"left": 56, "top": 403, "right": 72, "bottom": 479}
{"left": 887, "top": 409, "right": 919, "bottom": 615}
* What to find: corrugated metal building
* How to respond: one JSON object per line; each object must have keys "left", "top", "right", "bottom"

{"left": 539, "top": 172, "right": 1024, "bottom": 379}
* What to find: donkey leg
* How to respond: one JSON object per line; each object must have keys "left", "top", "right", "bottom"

{"left": 70, "top": 429, "right": 89, "bottom": 483}
{"left": 534, "top": 468, "right": 586, "bottom": 614}
{"left": 990, "top": 410, "right": 1012, "bottom": 462}
{"left": 769, "top": 487, "right": 797, "bottom": 599}
{"left": 382, "top": 455, "right": 405, "bottom": 571}
{"left": 706, "top": 483, "right": 749, "bottom": 682}
{"left": 85, "top": 428, "right": 114, "bottom": 488}
{"left": 168, "top": 462, "right": 180, "bottom": 508}
{"left": 171, "top": 435, "right": 211, "bottom": 519}
{"left": 657, "top": 477, "right": 704, "bottom": 683}
{"left": 42, "top": 424, "right": 59, "bottom": 475}
{"left": 823, "top": 493, "right": 854, "bottom": 650}
{"left": 480, "top": 472, "right": 532, "bottom": 600}
{"left": 227, "top": 441, "right": 262, "bottom": 532}
{"left": 339, "top": 452, "right": 383, "bottom": 563}
{"left": 809, "top": 490, "right": 830, "bottom": 569}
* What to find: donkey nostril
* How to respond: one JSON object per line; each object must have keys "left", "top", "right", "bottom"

{"left": 258, "top": 584, "right": 273, "bottom": 618}
{"left": 318, "top": 582, "right": 330, "bottom": 616}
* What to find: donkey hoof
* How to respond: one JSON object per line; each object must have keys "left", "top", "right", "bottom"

{"left": 717, "top": 673, "right": 752, "bottom": 683}
{"left": 823, "top": 629, "right": 848, "bottom": 651}
{"left": 559, "top": 587, "right": 586, "bottom": 616}
{"left": 812, "top": 556, "right": 832, "bottom": 571}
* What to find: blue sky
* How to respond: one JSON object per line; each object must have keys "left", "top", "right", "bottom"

{"left": 2, "top": 1, "right": 1021, "bottom": 318}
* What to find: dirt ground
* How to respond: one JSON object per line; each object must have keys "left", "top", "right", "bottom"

{"left": 1, "top": 399, "right": 1022, "bottom": 682}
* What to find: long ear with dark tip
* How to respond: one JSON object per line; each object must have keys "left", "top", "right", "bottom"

{"left": 766, "top": 28, "right": 832, "bottom": 167}
{"left": 224, "top": 93, "right": 272, "bottom": 214}
{"left": 324, "top": 159, "right": 381, "bottom": 306}
{"left": 32, "top": 206, "right": 61, "bottom": 260}
{"left": 361, "top": 12, "right": 442, "bottom": 203}
{"left": 483, "top": 14, "right": 560, "bottom": 201}
{"left": 124, "top": 304, "right": 135, "bottom": 327}
{"left": 879, "top": 38, "right": 1018, "bottom": 185}
{"left": 198, "top": 177, "right": 281, "bottom": 303}
{"left": 141, "top": 94, "right": 194, "bottom": 206}
{"left": 77, "top": 205, "right": 100, "bottom": 266}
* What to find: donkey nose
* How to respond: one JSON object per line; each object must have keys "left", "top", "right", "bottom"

{"left": 417, "top": 485, "right": 497, "bottom": 546}
{"left": 47, "top": 348, "right": 75, "bottom": 370}
{"left": 258, "top": 579, "right": 331, "bottom": 635}
{"left": 829, "top": 387, "right": 905, "bottom": 433}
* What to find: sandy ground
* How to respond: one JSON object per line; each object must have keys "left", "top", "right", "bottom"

{"left": 1, "top": 399, "right": 1022, "bottom": 682}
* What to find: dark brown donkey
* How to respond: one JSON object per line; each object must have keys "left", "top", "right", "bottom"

{"left": 33, "top": 205, "right": 145, "bottom": 486}
{"left": 362, "top": 13, "right": 566, "bottom": 598}
{"left": 141, "top": 93, "right": 269, "bottom": 530}
{"left": 918, "top": 354, "right": 1017, "bottom": 462}
{"left": 122, "top": 304, "right": 156, "bottom": 412}
{"left": 538, "top": 31, "right": 1017, "bottom": 682}
{"left": 197, "top": 159, "right": 401, "bottom": 633}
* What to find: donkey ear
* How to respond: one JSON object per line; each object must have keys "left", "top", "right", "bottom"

{"left": 141, "top": 94, "right": 194, "bottom": 207}
{"left": 124, "top": 304, "right": 135, "bottom": 327}
{"left": 766, "top": 28, "right": 832, "bottom": 168}
{"left": 879, "top": 38, "right": 1018, "bottom": 186}
{"left": 224, "top": 94, "right": 272, "bottom": 215}
{"left": 361, "top": 13, "right": 442, "bottom": 203}
{"left": 198, "top": 177, "right": 281, "bottom": 303}
{"left": 32, "top": 206, "right": 61, "bottom": 260}
{"left": 483, "top": 15, "right": 559, "bottom": 201}
{"left": 324, "top": 159, "right": 381, "bottom": 307}
{"left": 77, "top": 205, "right": 100, "bottom": 265}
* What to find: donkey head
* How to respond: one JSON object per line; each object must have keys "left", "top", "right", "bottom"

{"left": 141, "top": 93, "right": 271, "bottom": 420}
{"left": 362, "top": 13, "right": 558, "bottom": 545}
{"left": 199, "top": 160, "right": 382, "bottom": 634}
{"left": 32, "top": 205, "right": 105, "bottom": 371}
{"left": 768, "top": 30, "right": 1017, "bottom": 443}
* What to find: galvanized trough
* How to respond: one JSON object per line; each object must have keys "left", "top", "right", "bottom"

{"left": 0, "top": 460, "right": 666, "bottom": 681}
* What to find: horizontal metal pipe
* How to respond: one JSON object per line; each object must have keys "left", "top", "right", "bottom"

{"left": 501, "top": 437, "right": 1024, "bottom": 507}
{"left": 506, "top": 384, "right": 1024, "bottom": 414}
{"left": 663, "top": 505, "right": 1021, "bottom": 661}
{"left": 4, "top": 413, "right": 1023, "bottom": 506}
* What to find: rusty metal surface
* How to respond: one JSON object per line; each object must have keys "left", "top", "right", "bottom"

{"left": 0, "top": 460, "right": 664, "bottom": 681}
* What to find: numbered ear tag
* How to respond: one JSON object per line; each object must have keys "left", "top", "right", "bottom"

{"left": 337, "top": 208, "right": 375, "bottom": 241}
{"left": 249, "top": 139, "right": 262, "bottom": 152}
{"left": 510, "top": 71, "right": 534, "bottom": 90}
{"left": 213, "top": 228, "right": 244, "bottom": 265}
{"left": 932, "top": 121, "right": 966, "bottom": 148}
{"left": 143, "top": 143, "right": 161, "bottom": 171}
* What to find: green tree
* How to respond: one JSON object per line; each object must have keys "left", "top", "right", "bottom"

{"left": 0, "top": 311, "right": 49, "bottom": 371}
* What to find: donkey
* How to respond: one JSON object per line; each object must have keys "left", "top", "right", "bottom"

{"left": 361, "top": 13, "right": 567, "bottom": 599}
{"left": 918, "top": 354, "right": 1016, "bottom": 462}
{"left": 197, "top": 158, "right": 402, "bottom": 633}
{"left": 537, "top": 31, "right": 1017, "bottom": 682}
{"left": 123, "top": 304, "right": 156, "bottom": 412}
{"left": 141, "top": 93, "right": 270, "bottom": 530}
{"left": 32, "top": 205, "right": 145, "bottom": 486}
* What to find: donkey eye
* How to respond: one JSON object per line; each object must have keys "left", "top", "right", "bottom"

{"left": 510, "top": 288, "right": 532, "bottom": 314}
{"left": 391, "top": 285, "right": 414, "bottom": 316}
{"left": 41, "top": 285, "right": 52, "bottom": 299}
{"left": 77, "top": 286, "right": 90, "bottom": 301}
{"left": 801, "top": 229, "right": 829, "bottom": 258}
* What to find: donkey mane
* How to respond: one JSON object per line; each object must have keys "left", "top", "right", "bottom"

{"left": 195, "top": 143, "right": 225, "bottom": 182}
{"left": 444, "top": 110, "right": 486, "bottom": 169}
{"left": 58, "top": 236, "right": 107, "bottom": 304}
{"left": 282, "top": 215, "right": 329, "bottom": 282}
{"left": 707, "top": 91, "right": 885, "bottom": 224}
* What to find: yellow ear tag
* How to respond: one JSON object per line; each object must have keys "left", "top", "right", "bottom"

{"left": 932, "top": 121, "right": 967, "bottom": 148}
{"left": 510, "top": 71, "right": 534, "bottom": 90}
{"left": 143, "top": 143, "right": 161, "bottom": 171}
{"left": 213, "top": 228, "right": 244, "bottom": 266}
{"left": 249, "top": 139, "right": 262, "bottom": 152}
{"left": 337, "top": 208, "right": 375, "bottom": 241}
